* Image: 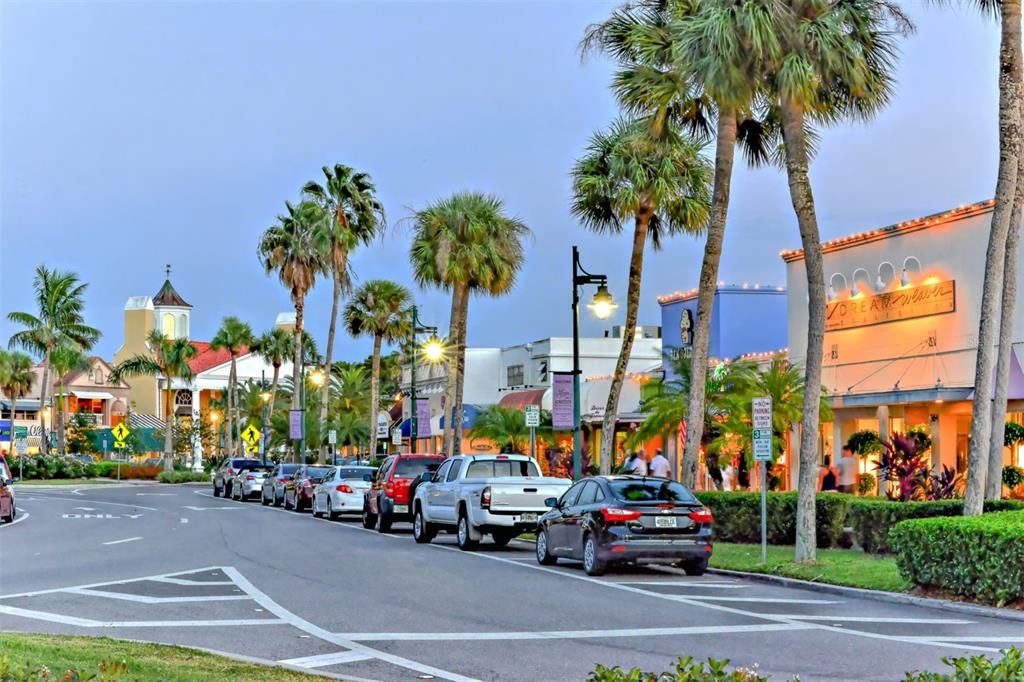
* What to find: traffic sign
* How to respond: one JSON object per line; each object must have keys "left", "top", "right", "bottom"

{"left": 15, "top": 438, "right": 27, "bottom": 455}
{"left": 524, "top": 405, "right": 540, "bottom": 428}
{"left": 112, "top": 422, "right": 131, "bottom": 441}
{"left": 391, "top": 427, "right": 402, "bottom": 446}
{"left": 241, "top": 425, "right": 260, "bottom": 446}
{"left": 376, "top": 412, "right": 389, "bottom": 438}
{"left": 328, "top": 429, "right": 337, "bottom": 445}
{"left": 751, "top": 397, "right": 772, "bottom": 430}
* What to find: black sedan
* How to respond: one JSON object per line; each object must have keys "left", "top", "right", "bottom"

{"left": 535, "top": 475, "right": 713, "bottom": 576}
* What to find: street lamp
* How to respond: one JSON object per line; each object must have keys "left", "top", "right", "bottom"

{"left": 572, "top": 245, "right": 616, "bottom": 480}
{"left": 409, "top": 306, "right": 440, "bottom": 454}
{"left": 259, "top": 372, "right": 271, "bottom": 465}
{"left": 210, "top": 411, "right": 221, "bottom": 462}
{"left": 299, "top": 367, "right": 326, "bottom": 463}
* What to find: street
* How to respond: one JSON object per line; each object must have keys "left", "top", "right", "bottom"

{"left": 1, "top": 483, "right": 1021, "bottom": 682}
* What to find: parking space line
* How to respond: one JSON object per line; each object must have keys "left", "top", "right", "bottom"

{"left": 684, "top": 597, "right": 840, "bottom": 604}
{"left": 278, "top": 651, "right": 375, "bottom": 668}
{"left": 65, "top": 587, "right": 250, "bottom": 604}
{"left": 0, "top": 565, "right": 227, "bottom": 600}
{"left": 907, "top": 636, "right": 1024, "bottom": 642}
{"left": 334, "top": 623, "right": 813, "bottom": 642}
{"left": 102, "top": 536, "right": 143, "bottom": 546}
{"left": 612, "top": 581, "right": 743, "bottom": 588}
{"left": 152, "top": 577, "right": 235, "bottom": 586}
{"left": 0, "top": 604, "right": 104, "bottom": 627}
{"left": 0, "top": 604, "right": 284, "bottom": 629}
{"left": 770, "top": 616, "right": 974, "bottom": 624}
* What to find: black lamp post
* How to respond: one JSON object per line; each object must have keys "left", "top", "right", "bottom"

{"left": 409, "top": 306, "right": 441, "bottom": 454}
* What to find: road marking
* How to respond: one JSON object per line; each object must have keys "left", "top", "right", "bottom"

{"left": 771, "top": 615, "right": 975, "bottom": 624}
{"left": 136, "top": 493, "right": 174, "bottom": 496}
{"left": 278, "top": 651, "right": 375, "bottom": 668}
{"left": 180, "top": 517, "right": 189, "bottom": 524}
{"left": 613, "top": 581, "right": 744, "bottom": 588}
{"left": 0, "top": 565, "right": 229, "bottom": 600}
{"left": 182, "top": 505, "right": 240, "bottom": 511}
{"left": 336, "top": 623, "right": 813, "bottom": 642}
{"left": 65, "top": 587, "right": 249, "bottom": 604}
{"left": 684, "top": 597, "right": 840, "bottom": 604}
{"left": 910, "top": 636, "right": 1024, "bottom": 642}
{"left": 0, "top": 604, "right": 105, "bottom": 626}
{"left": 222, "top": 566, "right": 479, "bottom": 682}
{"left": 74, "top": 507, "right": 97, "bottom": 511}
{"left": 0, "top": 604, "right": 283, "bottom": 629}
{"left": 18, "top": 493, "right": 157, "bottom": 511}
{"left": 0, "top": 512, "right": 30, "bottom": 529}
{"left": 101, "top": 536, "right": 143, "bottom": 545}
{"left": 152, "top": 577, "right": 234, "bottom": 586}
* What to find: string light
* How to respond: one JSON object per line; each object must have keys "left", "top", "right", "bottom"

{"left": 657, "top": 283, "right": 786, "bottom": 304}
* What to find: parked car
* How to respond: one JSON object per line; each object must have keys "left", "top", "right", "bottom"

{"left": 535, "top": 475, "right": 713, "bottom": 576}
{"left": 260, "top": 463, "right": 302, "bottom": 507}
{"left": 363, "top": 454, "right": 443, "bottom": 532}
{"left": 0, "top": 455, "right": 16, "bottom": 523}
{"left": 312, "top": 465, "right": 376, "bottom": 520}
{"left": 230, "top": 465, "right": 273, "bottom": 501}
{"left": 284, "top": 465, "right": 335, "bottom": 512}
{"left": 412, "top": 454, "right": 571, "bottom": 550}
{"left": 212, "top": 458, "right": 261, "bottom": 497}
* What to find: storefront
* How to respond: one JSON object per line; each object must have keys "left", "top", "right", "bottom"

{"left": 783, "top": 199, "right": 1024, "bottom": 480}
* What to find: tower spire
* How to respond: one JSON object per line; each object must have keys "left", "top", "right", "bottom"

{"left": 165, "top": 264, "right": 171, "bottom": 280}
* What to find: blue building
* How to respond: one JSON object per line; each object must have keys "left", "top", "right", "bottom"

{"left": 658, "top": 283, "right": 788, "bottom": 379}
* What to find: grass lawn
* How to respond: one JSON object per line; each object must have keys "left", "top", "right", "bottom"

{"left": 14, "top": 478, "right": 120, "bottom": 486}
{"left": 0, "top": 633, "right": 327, "bottom": 681}
{"left": 709, "top": 542, "right": 909, "bottom": 592}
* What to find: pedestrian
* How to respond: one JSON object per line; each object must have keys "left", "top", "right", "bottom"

{"left": 722, "top": 460, "right": 736, "bottom": 491}
{"left": 837, "top": 445, "right": 858, "bottom": 494}
{"left": 625, "top": 451, "right": 647, "bottom": 475}
{"left": 649, "top": 448, "right": 671, "bottom": 478}
{"left": 819, "top": 455, "right": 839, "bottom": 492}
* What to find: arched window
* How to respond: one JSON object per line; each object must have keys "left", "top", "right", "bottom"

{"left": 178, "top": 314, "right": 188, "bottom": 339}
{"left": 161, "top": 313, "right": 175, "bottom": 338}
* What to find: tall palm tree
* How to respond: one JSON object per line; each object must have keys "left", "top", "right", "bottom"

{"left": 49, "top": 342, "right": 90, "bottom": 454}
{"left": 584, "top": 0, "right": 778, "bottom": 488}
{"left": 252, "top": 327, "right": 293, "bottom": 426}
{"left": 409, "top": 192, "right": 530, "bottom": 456}
{"left": 0, "top": 351, "right": 35, "bottom": 440}
{"left": 343, "top": 280, "right": 412, "bottom": 457}
{"left": 7, "top": 266, "right": 100, "bottom": 454}
{"left": 211, "top": 317, "right": 255, "bottom": 458}
{"left": 472, "top": 405, "right": 554, "bottom": 454}
{"left": 961, "top": 0, "right": 1023, "bottom": 511}
{"left": 258, "top": 200, "right": 327, "bottom": 458}
{"left": 303, "top": 164, "right": 386, "bottom": 463}
{"left": 571, "top": 117, "right": 711, "bottom": 473}
{"left": 109, "top": 330, "right": 198, "bottom": 471}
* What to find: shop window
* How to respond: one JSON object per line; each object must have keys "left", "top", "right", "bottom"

{"left": 507, "top": 365, "right": 524, "bottom": 387}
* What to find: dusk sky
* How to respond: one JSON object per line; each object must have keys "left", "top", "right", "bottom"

{"left": 0, "top": 1, "right": 1002, "bottom": 363}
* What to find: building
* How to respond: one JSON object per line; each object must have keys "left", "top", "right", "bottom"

{"left": 783, "top": 199, "right": 1024, "bottom": 480}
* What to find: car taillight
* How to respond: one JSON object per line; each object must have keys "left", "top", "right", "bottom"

{"left": 601, "top": 507, "right": 643, "bottom": 523}
{"left": 336, "top": 484, "right": 353, "bottom": 493}
{"left": 481, "top": 486, "right": 491, "bottom": 510}
{"left": 245, "top": 475, "right": 255, "bottom": 481}
{"left": 384, "top": 482, "right": 394, "bottom": 497}
{"left": 689, "top": 508, "right": 714, "bottom": 524}
{"left": 495, "top": 455, "right": 509, "bottom": 460}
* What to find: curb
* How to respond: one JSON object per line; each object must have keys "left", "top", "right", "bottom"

{"left": 708, "top": 568, "right": 1024, "bottom": 623}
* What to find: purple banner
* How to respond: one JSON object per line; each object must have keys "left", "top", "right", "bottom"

{"left": 416, "top": 400, "right": 432, "bottom": 438}
{"left": 552, "top": 372, "right": 574, "bottom": 430}
{"left": 289, "top": 410, "right": 303, "bottom": 440}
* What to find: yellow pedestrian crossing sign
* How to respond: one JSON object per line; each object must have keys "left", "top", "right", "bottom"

{"left": 111, "top": 422, "right": 131, "bottom": 449}
{"left": 241, "top": 425, "right": 260, "bottom": 446}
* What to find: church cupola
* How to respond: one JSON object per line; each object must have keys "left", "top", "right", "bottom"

{"left": 152, "top": 264, "right": 192, "bottom": 340}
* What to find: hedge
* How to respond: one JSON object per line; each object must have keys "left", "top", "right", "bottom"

{"left": 695, "top": 491, "right": 852, "bottom": 548}
{"left": 848, "top": 498, "right": 1024, "bottom": 554}
{"left": 890, "top": 511, "right": 1024, "bottom": 606}
{"left": 157, "top": 471, "right": 210, "bottom": 484}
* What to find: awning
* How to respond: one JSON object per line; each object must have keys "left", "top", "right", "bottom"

{"left": 129, "top": 413, "right": 166, "bottom": 429}
{"left": 0, "top": 399, "right": 41, "bottom": 411}
{"left": 498, "top": 389, "right": 547, "bottom": 409}
{"left": 71, "top": 390, "right": 114, "bottom": 400}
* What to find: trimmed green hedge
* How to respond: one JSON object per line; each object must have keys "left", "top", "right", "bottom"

{"left": 848, "top": 498, "right": 1024, "bottom": 554}
{"left": 157, "top": 471, "right": 210, "bottom": 484}
{"left": 695, "top": 491, "right": 852, "bottom": 548}
{"left": 890, "top": 511, "right": 1024, "bottom": 606}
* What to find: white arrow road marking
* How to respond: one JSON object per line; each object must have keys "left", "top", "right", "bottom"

{"left": 180, "top": 518, "right": 189, "bottom": 524}
{"left": 277, "top": 651, "right": 375, "bottom": 668}
{"left": 102, "top": 537, "right": 142, "bottom": 546}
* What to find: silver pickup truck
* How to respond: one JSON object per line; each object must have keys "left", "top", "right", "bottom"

{"left": 411, "top": 454, "right": 571, "bottom": 550}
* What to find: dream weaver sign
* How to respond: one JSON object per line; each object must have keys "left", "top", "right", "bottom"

{"left": 825, "top": 280, "right": 955, "bottom": 331}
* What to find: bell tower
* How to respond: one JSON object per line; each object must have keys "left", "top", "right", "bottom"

{"left": 152, "top": 264, "right": 192, "bottom": 340}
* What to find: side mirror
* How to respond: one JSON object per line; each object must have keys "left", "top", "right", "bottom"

{"left": 544, "top": 497, "right": 558, "bottom": 508}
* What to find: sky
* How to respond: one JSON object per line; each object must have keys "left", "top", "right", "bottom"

{"left": 0, "top": 0, "right": 1003, "bottom": 364}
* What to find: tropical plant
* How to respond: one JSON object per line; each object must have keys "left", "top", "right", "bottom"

{"left": 48, "top": 342, "right": 90, "bottom": 453}
{"left": 472, "top": 405, "right": 554, "bottom": 454}
{"left": 258, "top": 199, "right": 327, "bottom": 459}
{"left": 1005, "top": 421, "right": 1024, "bottom": 448}
{"left": 874, "top": 433, "right": 929, "bottom": 502}
{"left": 1003, "top": 465, "right": 1024, "bottom": 492}
{"left": 303, "top": 164, "right": 386, "bottom": 462}
{"left": 65, "top": 410, "right": 98, "bottom": 455}
{"left": 210, "top": 316, "right": 255, "bottom": 458}
{"left": 343, "top": 280, "right": 412, "bottom": 457}
{"left": 108, "top": 330, "right": 198, "bottom": 471}
{"left": 571, "top": 117, "right": 711, "bottom": 473}
{"left": 856, "top": 473, "right": 876, "bottom": 497}
{"left": 251, "top": 327, "right": 293, "bottom": 426}
{"left": 0, "top": 350, "right": 35, "bottom": 429}
{"left": 917, "top": 465, "right": 963, "bottom": 501}
{"left": 409, "top": 192, "right": 530, "bottom": 457}
{"left": 846, "top": 430, "right": 883, "bottom": 458}
{"left": 7, "top": 266, "right": 101, "bottom": 454}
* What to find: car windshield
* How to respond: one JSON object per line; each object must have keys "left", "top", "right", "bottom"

{"left": 338, "top": 467, "right": 374, "bottom": 480}
{"left": 394, "top": 458, "right": 440, "bottom": 477}
{"left": 304, "top": 467, "right": 334, "bottom": 479}
{"left": 231, "top": 459, "right": 261, "bottom": 469}
{"left": 465, "top": 459, "right": 540, "bottom": 478}
{"left": 609, "top": 479, "right": 698, "bottom": 503}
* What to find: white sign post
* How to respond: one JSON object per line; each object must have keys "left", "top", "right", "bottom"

{"left": 524, "top": 405, "right": 540, "bottom": 459}
{"left": 376, "top": 413, "right": 389, "bottom": 439}
{"left": 751, "top": 397, "right": 773, "bottom": 565}
{"left": 391, "top": 427, "right": 402, "bottom": 447}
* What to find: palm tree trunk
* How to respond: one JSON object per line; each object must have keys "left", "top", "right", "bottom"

{"left": 369, "top": 334, "right": 383, "bottom": 457}
{"left": 451, "top": 288, "right": 471, "bottom": 456}
{"left": 230, "top": 357, "right": 240, "bottom": 457}
{"left": 292, "top": 299, "right": 305, "bottom": 462}
{"left": 39, "top": 353, "right": 50, "bottom": 454}
{"left": 682, "top": 109, "right": 738, "bottom": 488}
{"left": 599, "top": 210, "right": 650, "bottom": 474}
{"left": 965, "top": 0, "right": 1022, "bottom": 514}
{"left": 319, "top": 274, "right": 342, "bottom": 464}
{"left": 987, "top": 156, "right": 1024, "bottom": 500}
{"left": 269, "top": 362, "right": 281, "bottom": 424}
{"left": 780, "top": 99, "right": 825, "bottom": 564}
{"left": 164, "top": 382, "right": 174, "bottom": 472}
{"left": 442, "top": 285, "right": 464, "bottom": 456}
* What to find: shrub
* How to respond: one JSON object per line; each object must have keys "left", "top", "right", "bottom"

{"left": 848, "top": 498, "right": 1024, "bottom": 554}
{"left": 589, "top": 656, "right": 773, "bottom": 682}
{"left": 1005, "top": 421, "right": 1024, "bottom": 448}
{"left": 904, "top": 648, "right": 1024, "bottom": 681}
{"left": 856, "top": 473, "right": 876, "bottom": 496}
{"left": 157, "top": 471, "right": 210, "bottom": 484}
{"left": 119, "top": 465, "right": 162, "bottom": 480}
{"left": 1003, "top": 465, "right": 1024, "bottom": 492}
{"left": 890, "top": 512, "right": 1024, "bottom": 606}
{"left": 91, "top": 460, "right": 125, "bottom": 478}
{"left": 10, "top": 455, "right": 93, "bottom": 480}
{"left": 694, "top": 491, "right": 852, "bottom": 548}
{"left": 847, "top": 430, "right": 882, "bottom": 456}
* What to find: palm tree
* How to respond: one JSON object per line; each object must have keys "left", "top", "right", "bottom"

{"left": 7, "top": 266, "right": 100, "bottom": 454}
{"left": 258, "top": 200, "right": 327, "bottom": 458}
{"left": 211, "top": 317, "right": 255, "bottom": 458}
{"left": 251, "top": 328, "right": 293, "bottom": 427}
{"left": 962, "top": 0, "right": 1023, "bottom": 511}
{"left": 409, "top": 192, "right": 530, "bottom": 456}
{"left": 472, "top": 405, "right": 554, "bottom": 454}
{"left": 49, "top": 342, "right": 90, "bottom": 454}
{"left": 571, "top": 117, "right": 711, "bottom": 473}
{"left": 343, "top": 280, "right": 412, "bottom": 458}
{"left": 303, "top": 164, "right": 386, "bottom": 463}
{"left": 0, "top": 351, "right": 35, "bottom": 441}
{"left": 109, "top": 330, "right": 198, "bottom": 471}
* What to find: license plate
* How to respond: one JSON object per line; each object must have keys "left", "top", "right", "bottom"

{"left": 655, "top": 516, "right": 677, "bottom": 528}
{"left": 520, "top": 512, "right": 537, "bottom": 522}
{"left": 393, "top": 504, "right": 409, "bottom": 514}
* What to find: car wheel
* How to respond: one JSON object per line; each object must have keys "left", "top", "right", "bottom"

{"left": 456, "top": 513, "right": 478, "bottom": 551}
{"left": 312, "top": 496, "right": 323, "bottom": 518}
{"left": 377, "top": 506, "right": 392, "bottom": 533}
{"left": 274, "top": 490, "right": 283, "bottom": 507}
{"left": 682, "top": 558, "right": 708, "bottom": 577}
{"left": 491, "top": 531, "right": 515, "bottom": 547}
{"left": 536, "top": 528, "right": 557, "bottom": 565}
{"left": 362, "top": 504, "right": 377, "bottom": 529}
{"left": 225, "top": 482, "right": 233, "bottom": 498}
{"left": 413, "top": 508, "right": 435, "bottom": 544}
{"left": 583, "top": 535, "right": 606, "bottom": 576}
{"left": 261, "top": 490, "right": 270, "bottom": 506}
{"left": 213, "top": 483, "right": 221, "bottom": 497}
{"left": 327, "top": 499, "right": 336, "bottom": 521}
{"left": 294, "top": 494, "right": 304, "bottom": 512}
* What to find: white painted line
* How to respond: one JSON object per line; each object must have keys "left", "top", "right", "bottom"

{"left": 0, "top": 604, "right": 283, "bottom": 629}
{"left": 338, "top": 623, "right": 812, "bottom": 642}
{"left": 771, "top": 615, "right": 974, "bottom": 624}
{"left": 613, "top": 581, "right": 744, "bottom": 588}
{"left": 278, "top": 650, "right": 375, "bottom": 668}
{"left": 152, "top": 577, "right": 235, "bottom": 586}
{"left": 102, "top": 536, "right": 143, "bottom": 546}
{"left": 0, "top": 565, "right": 228, "bottom": 600}
{"left": 910, "top": 636, "right": 1024, "bottom": 642}
{"left": 136, "top": 493, "right": 174, "bottom": 496}
{"left": 74, "top": 507, "right": 97, "bottom": 511}
{"left": 182, "top": 505, "right": 240, "bottom": 511}
{"left": 683, "top": 597, "right": 840, "bottom": 604}
{"left": 0, "top": 604, "right": 103, "bottom": 627}
{"left": 0, "top": 511, "right": 30, "bottom": 529}
{"left": 14, "top": 493, "right": 157, "bottom": 511}
{"left": 180, "top": 517, "right": 188, "bottom": 524}
{"left": 65, "top": 587, "right": 250, "bottom": 604}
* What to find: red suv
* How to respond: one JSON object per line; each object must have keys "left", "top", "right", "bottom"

{"left": 0, "top": 454, "right": 16, "bottom": 524}
{"left": 363, "top": 454, "right": 443, "bottom": 532}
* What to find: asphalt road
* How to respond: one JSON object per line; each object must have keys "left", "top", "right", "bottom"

{"left": 2, "top": 483, "right": 1022, "bottom": 682}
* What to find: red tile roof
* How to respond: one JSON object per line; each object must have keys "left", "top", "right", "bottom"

{"left": 188, "top": 342, "right": 249, "bottom": 374}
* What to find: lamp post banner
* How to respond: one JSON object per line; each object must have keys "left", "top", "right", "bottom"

{"left": 289, "top": 410, "right": 303, "bottom": 440}
{"left": 552, "top": 372, "right": 574, "bottom": 429}
{"left": 416, "top": 400, "right": 432, "bottom": 438}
